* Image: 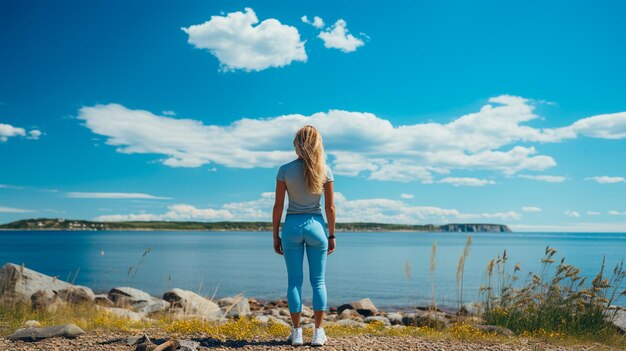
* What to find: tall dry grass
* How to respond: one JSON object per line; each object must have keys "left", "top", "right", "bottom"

{"left": 480, "top": 246, "right": 626, "bottom": 340}
{"left": 430, "top": 241, "right": 437, "bottom": 309}
{"left": 456, "top": 235, "right": 472, "bottom": 309}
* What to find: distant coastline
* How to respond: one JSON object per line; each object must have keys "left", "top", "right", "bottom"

{"left": 0, "top": 218, "right": 511, "bottom": 233}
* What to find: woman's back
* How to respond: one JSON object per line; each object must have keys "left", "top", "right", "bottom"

{"left": 276, "top": 159, "right": 333, "bottom": 215}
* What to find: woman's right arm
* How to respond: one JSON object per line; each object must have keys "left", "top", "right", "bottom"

{"left": 324, "top": 181, "right": 336, "bottom": 254}
{"left": 272, "top": 180, "right": 287, "bottom": 255}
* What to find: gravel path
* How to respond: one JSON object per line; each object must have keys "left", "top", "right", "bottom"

{"left": 0, "top": 331, "right": 617, "bottom": 351}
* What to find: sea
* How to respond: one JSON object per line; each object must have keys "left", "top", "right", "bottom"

{"left": 1, "top": 230, "right": 624, "bottom": 310}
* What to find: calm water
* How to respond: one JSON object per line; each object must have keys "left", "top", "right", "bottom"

{"left": 1, "top": 231, "right": 624, "bottom": 310}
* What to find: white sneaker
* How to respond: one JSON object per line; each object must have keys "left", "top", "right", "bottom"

{"left": 311, "top": 327, "right": 327, "bottom": 347}
{"left": 287, "top": 327, "right": 303, "bottom": 346}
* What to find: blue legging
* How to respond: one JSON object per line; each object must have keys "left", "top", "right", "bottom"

{"left": 281, "top": 213, "right": 328, "bottom": 313}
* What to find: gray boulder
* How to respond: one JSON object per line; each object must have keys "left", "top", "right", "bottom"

{"left": 94, "top": 293, "right": 113, "bottom": 306}
{"left": 387, "top": 312, "right": 404, "bottom": 325}
{"left": 108, "top": 287, "right": 168, "bottom": 315}
{"left": 335, "top": 319, "right": 366, "bottom": 328}
{"left": 337, "top": 298, "right": 378, "bottom": 317}
{"left": 95, "top": 305, "right": 145, "bottom": 321}
{"left": 338, "top": 308, "right": 361, "bottom": 320}
{"left": 178, "top": 340, "right": 201, "bottom": 351}
{"left": 31, "top": 290, "right": 63, "bottom": 311}
{"left": 163, "top": 288, "right": 221, "bottom": 319}
{"left": 267, "top": 315, "right": 290, "bottom": 327}
{"left": 23, "top": 320, "right": 41, "bottom": 328}
{"left": 218, "top": 296, "right": 251, "bottom": 318}
{"left": 365, "top": 316, "right": 391, "bottom": 326}
{"left": 402, "top": 310, "right": 449, "bottom": 329}
{"left": 8, "top": 324, "right": 85, "bottom": 342}
{"left": 301, "top": 305, "right": 314, "bottom": 318}
{"left": 606, "top": 307, "right": 626, "bottom": 334}
{"left": 0, "top": 263, "right": 94, "bottom": 303}
{"left": 254, "top": 315, "right": 270, "bottom": 323}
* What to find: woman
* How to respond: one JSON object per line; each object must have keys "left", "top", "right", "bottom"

{"left": 272, "top": 125, "right": 336, "bottom": 347}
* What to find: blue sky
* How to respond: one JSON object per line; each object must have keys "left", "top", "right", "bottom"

{"left": 1, "top": 0, "right": 626, "bottom": 231}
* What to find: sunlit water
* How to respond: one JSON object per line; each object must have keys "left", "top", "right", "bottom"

{"left": 1, "top": 231, "right": 624, "bottom": 310}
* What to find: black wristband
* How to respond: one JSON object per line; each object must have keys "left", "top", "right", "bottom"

{"left": 328, "top": 235, "right": 336, "bottom": 239}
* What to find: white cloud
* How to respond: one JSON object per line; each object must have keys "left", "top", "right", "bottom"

{"left": 0, "top": 206, "right": 34, "bottom": 213}
{"left": 95, "top": 192, "right": 520, "bottom": 224}
{"left": 0, "top": 123, "right": 41, "bottom": 142}
{"left": 568, "top": 112, "right": 626, "bottom": 139}
{"left": 181, "top": 8, "right": 307, "bottom": 72}
{"left": 608, "top": 210, "right": 626, "bottom": 216}
{"left": 0, "top": 184, "right": 24, "bottom": 189}
{"left": 585, "top": 176, "right": 625, "bottom": 184}
{"left": 78, "top": 95, "right": 626, "bottom": 183}
{"left": 518, "top": 174, "right": 567, "bottom": 183}
{"left": 162, "top": 110, "right": 176, "bottom": 116}
{"left": 564, "top": 210, "right": 580, "bottom": 218}
{"left": 400, "top": 193, "right": 414, "bottom": 199}
{"left": 301, "top": 15, "right": 325, "bottom": 29}
{"left": 437, "top": 177, "right": 495, "bottom": 187}
{"left": 511, "top": 222, "right": 626, "bottom": 232}
{"left": 27, "top": 130, "right": 42, "bottom": 140}
{"left": 312, "top": 16, "right": 325, "bottom": 29}
{"left": 587, "top": 211, "right": 602, "bottom": 215}
{"left": 65, "top": 192, "right": 171, "bottom": 200}
{"left": 318, "top": 19, "right": 364, "bottom": 53}
{"left": 522, "top": 206, "right": 542, "bottom": 212}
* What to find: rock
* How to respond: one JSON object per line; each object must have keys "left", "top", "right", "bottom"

{"left": 402, "top": 311, "right": 449, "bottom": 329}
{"left": 254, "top": 315, "right": 270, "bottom": 323}
{"left": 387, "top": 312, "right": 403, "bottom": 325}
{"left": 302, "top": 323, "right": 316, "bottom": 329}
{"left": 437, "top": 306, "right": 459, "bottom": 316}
{"left": 94, "top": 294, "right": 113, "bottom": 306}
{"left": 475, "top": 324, "right": 514, "bottom": 336}
{"left": 270, "top": 308, "right": 282, "bottom": 318}
{"left": 57, "top": 286, "right": 95, "bottom": 304}
{"left": 23, "top": 320, "right": 41, "bottom": 328}
{"left": 278, "top": 308, "right": 290, "bottom": 317}
{"left": 267, "top": 315, "right": 290, "bottom": 327}
{"left": 108, "top": 287, "right": 168, "bottom": 315}
{"left": 463, "top": 302, "right": 482, "bottom": 315}
{"left": 218, "top": 296, "right": 252, "bottom": 318}
{"left": 337, "top": 298, "right": 378, "bottom": 317}
{"left": 365, "top": 316, "right": 391, "bottom": 326}
{"left": 126, "top": 334, "right": 151, "bottom": 346}
{"left": 0, "top": 263, "right": 94, "bottom": 303}
{"left": 325, "top": 314, "right": 337, "bottom": 322}
{"left": 301, "top": 305, "right": 314, "bottom": 318}
{"left": 605, "top": 307, "right": 626, "bottom": 334}
{"left": 335, "top": 319, "right": 366, "bottom": 328}
{"left": 338, "top": 308, "right": 361, "bottom": 320}
{"left": 163, "top": 288, "right": 221, "bottom": 319}
{"left": 8, "top": 324, "right": 85, "bottom": 341}
{"left": 96, "top": 305, "right": 144, "bottom": 321}
{"left": 178, "top": 340, "right": 201, "bottom": 351}
{"left": 31, "top": 290, "right": 62, "bottom": 311}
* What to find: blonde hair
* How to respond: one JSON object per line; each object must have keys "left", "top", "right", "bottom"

{"left": 293, "top": 125, "right": 326, "bottom": 194}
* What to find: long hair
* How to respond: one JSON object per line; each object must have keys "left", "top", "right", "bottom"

{"left": 293, "top": 125, "right": 326, "bottom": 194}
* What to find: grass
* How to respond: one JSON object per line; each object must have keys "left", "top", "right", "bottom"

{"left": 478, "top": 246, "right": 626, "bottom": 346}
{"left": 1, "top": 299, "right": 624, "bottom": 349}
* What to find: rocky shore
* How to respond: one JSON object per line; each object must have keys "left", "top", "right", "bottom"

{"left": 1, "top": 262, "right": 624, "bottom": 350}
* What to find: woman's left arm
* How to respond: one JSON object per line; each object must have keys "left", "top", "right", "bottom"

{"left": 272, "top": 180, "right": 287, "bottom": 255}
